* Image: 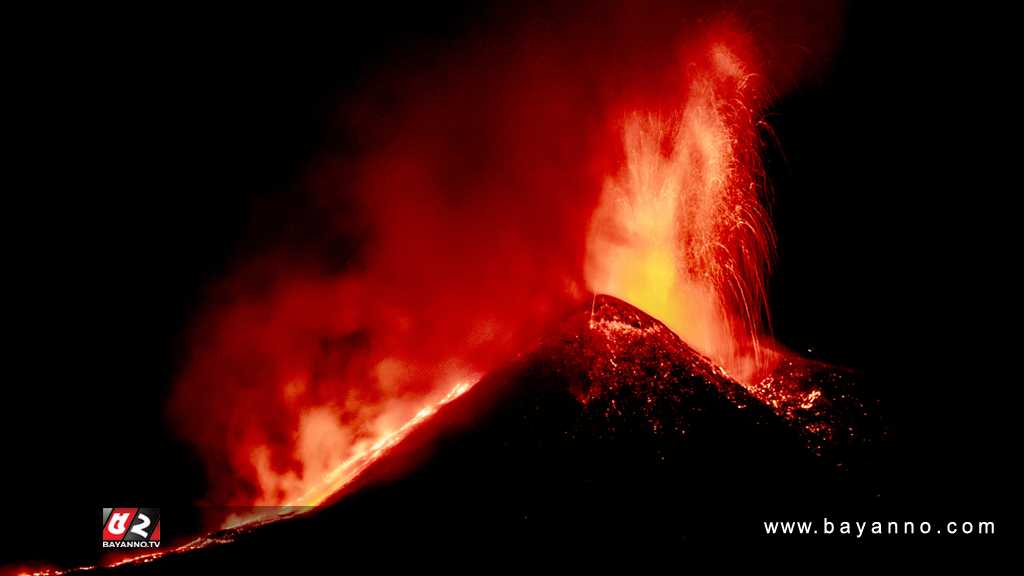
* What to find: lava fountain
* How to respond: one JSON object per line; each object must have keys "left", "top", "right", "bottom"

{"left": 167, "top": 0, "right": 840, "bottom": 538}
{"left": 9, "top": 4, "right": 859, "bottom": 575}
{"left": 585, "top": 42, "right": 775, "bottom": 386}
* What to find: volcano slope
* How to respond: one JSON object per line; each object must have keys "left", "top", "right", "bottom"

{"left": 94, "top": 295, "right": 877, "bottom": 572}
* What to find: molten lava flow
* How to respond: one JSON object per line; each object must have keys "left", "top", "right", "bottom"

{"left": 162, "top": 0, "right": 841, "bottom": 549}
{"left": 8, "top": 5, "right": 853, "bottom": 575}
{"left": 585, "top": 43, "right": 775, "bottom": 386}
{"left": 224, "top": 374, "right": 480, "bottom": 529}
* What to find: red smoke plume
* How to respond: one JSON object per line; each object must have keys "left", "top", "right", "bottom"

{"left": 169, "top": 0, "right": 841, "bottom": 519}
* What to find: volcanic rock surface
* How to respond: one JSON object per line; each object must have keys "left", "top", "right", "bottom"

{"left": 88, "top": 295, "right": 876, "bottom": 572}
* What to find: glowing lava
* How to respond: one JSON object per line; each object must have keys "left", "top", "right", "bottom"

{"left": 226, "top": 374, "right": 479, "bottom": 528}
{"left": 8, "top": 5, "right": 854, "bottom": 576}
{"left": 585, "top": 43, "right": 775, "bottom": 386}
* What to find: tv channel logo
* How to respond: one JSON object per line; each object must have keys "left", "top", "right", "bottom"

{"left": 101, "top": 508, "right": 161, "bottom": 548}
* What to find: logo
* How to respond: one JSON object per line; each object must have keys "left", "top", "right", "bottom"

{"left": 101, "top": 508, "right": 161, "bottom": 548}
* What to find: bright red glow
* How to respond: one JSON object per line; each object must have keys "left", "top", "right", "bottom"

{"left": 163, "top": 1, "right": 840, "bottom": 534}
{"left": 586, "top": 41, "right": 775, "bottom": 386}
{"left": 9, "top": 6, "right": 849, "bottom": 574}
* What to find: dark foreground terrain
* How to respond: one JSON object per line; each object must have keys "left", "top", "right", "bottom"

{"left": 43, "top": 295, "right": 918, "bottom": 573}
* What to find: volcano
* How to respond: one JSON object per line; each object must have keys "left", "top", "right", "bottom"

{"left": 73, "top": 295, "right": 875, "bottom": 573}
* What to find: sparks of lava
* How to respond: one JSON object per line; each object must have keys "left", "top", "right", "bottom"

{"left": 585, "top": 43, "right": 776, "bottom": 386}
{"left": 12, "top": 10, "right": 843, "bottom": 576}
{"left": 167, "top": 10, "right": 823, "bottom": 547}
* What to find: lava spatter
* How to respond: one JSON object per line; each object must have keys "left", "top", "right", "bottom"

{"left": 540, "top": 294, "right": 873, "bottom": 463}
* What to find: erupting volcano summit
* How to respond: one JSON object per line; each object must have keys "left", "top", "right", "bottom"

{"left": 63, "top": 294, "right": 874, "bottom": 574}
